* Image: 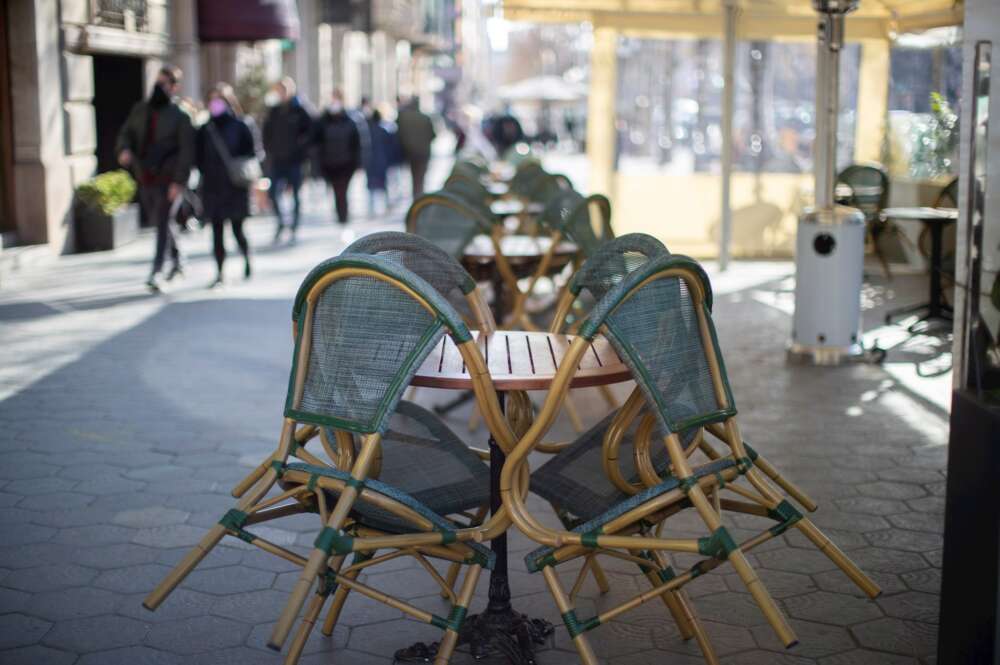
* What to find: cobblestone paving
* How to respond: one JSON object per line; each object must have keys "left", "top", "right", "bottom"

{"left": 0, "top": 177, "right": 949, "bottom": 664}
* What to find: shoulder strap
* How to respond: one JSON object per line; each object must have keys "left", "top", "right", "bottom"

{"left": 205, "top": 122, "right": 234, "bottom": 170}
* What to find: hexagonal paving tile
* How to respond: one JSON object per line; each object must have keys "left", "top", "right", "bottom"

{"left": 899, "top": 568, "right": 941, "bottom": 594}
{"left": 144, "top": 615, "right": 251, "bottom": 655}
{"left": 0, "top": 613, "right": 52, "bottom": 649}
{"left": 183, "top": 565, "right": 275, "bottom": 596}
{"left": 94, "top": 563, "right": 174, "bottom": 594}
{"left": 113, "top": 506, "right": 190, "bottom": 528}
{"left": 133, "top": 524, "right": 207, "bottom": 548}
{"left": 782, "top": 590, "right": 882, "bottom": 626}
{"left": 50, "top": 524, "right": 137, "bottom": 546}
{"left": 3, "top": 563, "right": 98, "bottom": 593}
{"left": 76, "top": 645, "right": 186, "bottom": 665}
{"left": 210, "top": 589, "right": 292, "bottom": 624}
{"left": 74, "top": 543, "right": 161, "bottom": 569}
{"left": 876, "top": 591, "right": 940, "bottom": 624}
{"left": 26, "top": 586, "right": 119, "bottom": 621}
{"left": 843, "top": 547, "right": 929, "bottom": 574}
{"left": 855, "top": 481, "right": 927, "bottom": 501}
{"left": 0, "top": 645, "right": 77, "bottom": 665}
{"left": 864, "top": 529, "right": 942, "bottom": 554}
{"left": 819, "top": 649, "right": 920, "bottom": 664}
{"left": 118, "top": 588, "right": 216, "bottom": 623}
{"left": 851, "top": 617, "right": 937, "bottom": 658}
{"left": 886, "top": 512, "right": 944, "bottom": 534}
{"left": 0, "top": 586, "right": 31, "bottom": 614}
{"left": 753, "top": 548, "right": 839, "bottom": 575}
{"left": 43, "top": 614, "right": 149, "bottom": 653}
{"left": 246, "top": 621, "right": 348, "bottom": 654}
{"left": 348, "top": 618, "right": 442, "bottom": 659}
{"left": 751, "top": 619, "right": 855, "bottom": 658}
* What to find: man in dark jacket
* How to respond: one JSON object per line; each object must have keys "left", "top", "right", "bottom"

{"left": 396, "top": 97, "right": 436, "bottom": 199}
{"left": 262, "top": 77, "right": 312, "bottom": 242}
{"left": 116, "top": 65, "right": 195, "bottom": 291}
{"left": 313, "top": 90, "right": 360, "bottom": 224}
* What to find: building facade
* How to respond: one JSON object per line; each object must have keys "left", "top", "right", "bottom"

{"left": 0, "top": 0, "right": 453, "bottom": 257}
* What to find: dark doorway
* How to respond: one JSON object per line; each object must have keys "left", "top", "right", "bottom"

{"left": 93, "top": 55, "right": 145, "bottom": 174}
{"left": 0, "top": 5, "right": 15, "bottom": 234}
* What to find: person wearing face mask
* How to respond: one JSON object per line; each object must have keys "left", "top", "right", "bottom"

{"left": 312, "top": 90, "right": 361, "bottom": 224}
{"left": 261, "top": 77, "right": 313, "bottom": 243}
{"left": 116, "top": 65, "right": 195, "bottom": 291}
{"left": 196, "top": 83, "right": 260, "bottom": 288}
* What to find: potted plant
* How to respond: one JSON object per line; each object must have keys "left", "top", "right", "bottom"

{"left": 74, "top": 170, "right": 139, "bottom": 252}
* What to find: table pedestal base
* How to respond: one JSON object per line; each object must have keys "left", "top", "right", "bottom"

{"left": 394, "top": 607, "right": 553, "bottom": 664}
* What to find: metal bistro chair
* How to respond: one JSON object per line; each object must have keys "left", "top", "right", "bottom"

{"left": 501, "top": 254, "right": 882, "bottom": 665}
{"left": 146, "top": 255, "right": 518, "bottom": 665}
{"left": 837, "top": 163, "right": 892, "bottom": 278}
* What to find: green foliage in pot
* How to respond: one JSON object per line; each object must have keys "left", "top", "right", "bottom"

{"left": 76, "top": 170, "right": 137, "bottom": 216}
{"left": 909, "top": 92, "right": 960, "bottom": 179}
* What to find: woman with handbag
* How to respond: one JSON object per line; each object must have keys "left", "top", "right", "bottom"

{"left": 196, "top": 83, "right": 261, "bottom": 287}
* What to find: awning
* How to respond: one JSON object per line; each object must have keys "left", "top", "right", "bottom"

{"left": 198, "top": 0, "right": 300, "bottom": 42}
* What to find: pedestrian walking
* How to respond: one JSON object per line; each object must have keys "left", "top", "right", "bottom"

{"left": 262, "top": 77, "right": 312, "bottom": 243}
{"left": 396, "top": 97, "right": 436, "bottom": 199}
{"left": 116, "top": 65, "right": 195, "bottom": 292}
{"left": 196, "top": 83, "right": 259, "bottom": 288}
{"left": 313, "top": 90, "right": 360, "bottom": 224}
{"left": 365, "top": 109, "right": 393, "bottom": 216}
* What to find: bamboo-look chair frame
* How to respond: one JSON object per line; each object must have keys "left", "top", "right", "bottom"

{"left": 144, "top": 256, "right": 530, "bottom": 665}
{"left": 500, "top": 255, "right": 882, "bottom": 664}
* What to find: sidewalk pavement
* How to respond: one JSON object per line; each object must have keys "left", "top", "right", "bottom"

{"left": 0, "top": 157, "right": 949, "bottom": 664}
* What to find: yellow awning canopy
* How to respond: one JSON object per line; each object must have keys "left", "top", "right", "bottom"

{"left": 501, "top": 0, "right": 963, "bottom": 40}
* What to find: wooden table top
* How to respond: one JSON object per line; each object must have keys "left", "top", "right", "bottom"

{"left": 463, "top": 235, "right": 578, "bottom": 263}
{"left": 882, "top": 206, "right": 959, "bottom": 222}
{"left": 411, "top": 331, "right": 631, "bottom": 391}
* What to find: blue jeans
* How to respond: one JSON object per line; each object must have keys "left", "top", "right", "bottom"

{"left": 268, "top": 162, "right": 303, "bottom": 230}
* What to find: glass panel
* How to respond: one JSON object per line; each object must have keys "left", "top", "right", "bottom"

{"left": 614, "top": 37, "right": 860, "bottom": 175}
{"left": 962, "top": 41, "right": 998, "bottom": 400}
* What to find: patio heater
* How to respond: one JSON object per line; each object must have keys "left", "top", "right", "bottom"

{"left": 789, "top": 0, "right": 867, "bottom": 365}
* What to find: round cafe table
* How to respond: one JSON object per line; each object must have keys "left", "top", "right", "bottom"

{"left": 396, "top": 330, "right": 630, "bottom": 664}
{"left": 430, "top": 235, "right": 578, "bottom": 419}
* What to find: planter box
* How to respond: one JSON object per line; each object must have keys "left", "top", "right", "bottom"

{"left": 75, "top": 202, "right": 139, "bottom": 253}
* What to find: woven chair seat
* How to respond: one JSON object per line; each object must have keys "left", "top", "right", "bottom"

{"left": 287, "top": 401, "right": 490, "bottom": 537}
{"left": 525, "top": 457, "right": 737, "bottom": 573}
{"left": 530, "top": 408, "right": 699, "bottom": 525}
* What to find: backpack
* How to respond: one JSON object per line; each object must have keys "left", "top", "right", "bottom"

{"left": 321, "top": 117, "right": 355, "bottom": 169}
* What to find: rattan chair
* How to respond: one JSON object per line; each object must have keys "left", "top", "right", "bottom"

{"left": 145, "top": 255, "right": 519, "bottom": 665}
{"left": 501, "top": 254, "right": 882, "bottom": 665}
{"left": 344, "top": 231, "right": 496, "bottom": 333}
{"left": 837, "top": 163, "right": 892, "bottom": 277}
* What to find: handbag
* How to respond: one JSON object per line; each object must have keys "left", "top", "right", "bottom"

{"left": 206, "top": 121, "right": 261, "bottom": 188}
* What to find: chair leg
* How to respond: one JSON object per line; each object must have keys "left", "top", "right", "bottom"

{"left": 637, "top": 551, "right": 694, "bottom": 641}
{"left": 562, "top": 393, "right": 585, "bottom": 433}
{"left": 794, "top": 517, "right": 881, "bottom": 599}
{"left": 542, "top": 566, "right": 600, "bottom": 665}
{"left": 144, "top": 523, "right": 227, "bottom": 611}
{"left": 321, "top": 551, "right": 372, "bottom": 636}
{"left": 589, "top": 558, "right": 611, "bottom": 594}
{"left": 434, "top": 564, "right": 483, "bottom": 665}
{"left": 284, "top": 589, "right": 329, "bottom": 665}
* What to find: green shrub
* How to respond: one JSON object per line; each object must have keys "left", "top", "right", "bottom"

{"left": 76, "top": 170, "right": 137, "bottom": 215}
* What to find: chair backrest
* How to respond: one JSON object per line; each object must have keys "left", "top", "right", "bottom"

{"left": 344, "top": 231, "right": 496, "bottom": 332}
{"left": 287, "top": 254, "right": 472, "bottom": 434}
{"left": 525, "top": 172, "right": 570, "bottom": 205}
{"left": 562, "top": 194, "right": 614, "bottom": 258}
{"left": 836, "top": 164, "right": 889, "bottom": 221}
{"left": 580, "top": 254, "right": 732, "bottom": 436}
{"left": 568, "top": 233, "right": 670, "bottom": 304}
{"left": 405, "top": 192, "right": 492, "bottom": 260}
{"left": 935, "top": 176, "right": 959, "bottom": 208}
{"left": 443, "top": 176, "right": 492, "bottom": 213}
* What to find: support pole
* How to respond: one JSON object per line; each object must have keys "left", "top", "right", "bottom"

{"left": 586, "top": 26, "right": 618, "bottom": 200}
{"left": 719, "top": 0, "right": 738, "bottom": 271}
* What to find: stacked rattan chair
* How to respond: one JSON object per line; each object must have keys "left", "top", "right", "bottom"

{"left": 837, "top": 163, "right": 892, "bottom": 277}
{"left": 501, "top": 252, "right": 882, "bottom": 665}
{"left": 143, "top": 250, "right": 522, "bottom": 665}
